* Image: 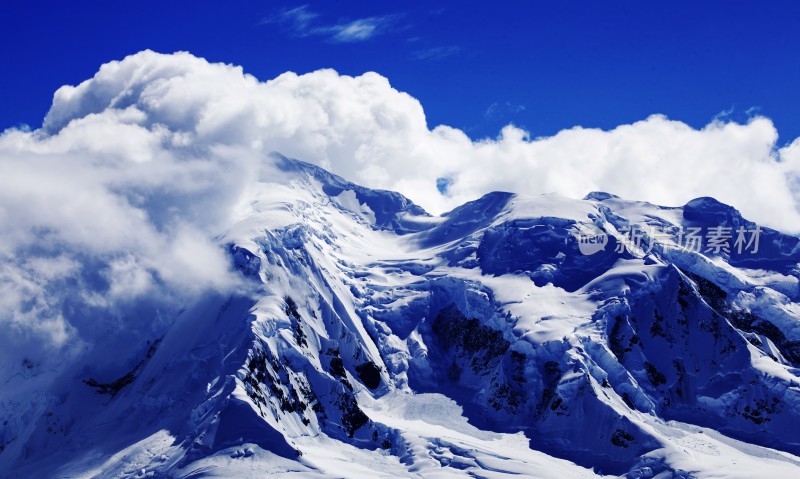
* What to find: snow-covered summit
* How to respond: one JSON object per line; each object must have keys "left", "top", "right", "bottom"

{"left": 2, "top": 154, "right": 800, "bottom": 479}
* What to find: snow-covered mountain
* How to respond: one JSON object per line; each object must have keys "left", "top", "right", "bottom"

{"left": 3, "top": 153, "right": 800, "bottom": 479}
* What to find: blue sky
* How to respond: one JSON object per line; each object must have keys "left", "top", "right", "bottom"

{"left": 2, "top": 1, "right": 799, "bottom": 142}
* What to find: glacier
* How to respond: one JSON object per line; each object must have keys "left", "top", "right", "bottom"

{"left": 2, "top": 153, "right": 800, "bottom": 478}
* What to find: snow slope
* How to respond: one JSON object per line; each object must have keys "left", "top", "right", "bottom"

{"left": 2, "top": 153, "right": 800, "bottom": 478}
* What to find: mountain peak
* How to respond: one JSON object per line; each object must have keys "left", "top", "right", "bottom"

{"left": 583, "top": 191, "right": 620, "bottom": 201}
{"left": 4, "top": 159, "right": 800, "bottom": 479}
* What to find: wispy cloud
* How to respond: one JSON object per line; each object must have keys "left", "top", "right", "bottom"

{"left": 414, "top": 45, "right": 460, "bottom": 61}
{"left": 329, "top": 18, "right": 386, "bottom": 42}
{"left": 269, "top": 5, "right": 318, "bottom": 32}
{"left": 485, "top": 101, "right": 526, "bottom": 121}
{"left": 263, "top": 5, "right": 398, "bottom": 43}
{"left": 712, "top": 105, "right": 763, "bottom": 126}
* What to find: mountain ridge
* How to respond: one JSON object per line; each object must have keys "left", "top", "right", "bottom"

{"left": 2, "top": 154, "right": 800, "bottom": 478}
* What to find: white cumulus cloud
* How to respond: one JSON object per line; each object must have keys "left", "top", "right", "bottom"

{"left": 1, "top": 50, "right": 799, "bottom": 373}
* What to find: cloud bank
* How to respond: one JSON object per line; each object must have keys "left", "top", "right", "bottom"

{"left": 2, "top": 50, "right": 800, "bottom": 371}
